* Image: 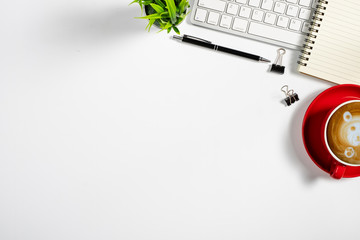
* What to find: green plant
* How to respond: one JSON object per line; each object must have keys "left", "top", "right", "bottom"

{"left": 130, "top": 0, "right": 190, "bottom": 34}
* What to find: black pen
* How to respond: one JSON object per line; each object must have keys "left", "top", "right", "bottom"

{"left": 172, "top": 34, "right": 270, "bottom": 63}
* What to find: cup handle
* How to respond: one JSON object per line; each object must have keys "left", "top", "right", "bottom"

{"left": 330, "top": 159, "right": 346, "bottom": 179}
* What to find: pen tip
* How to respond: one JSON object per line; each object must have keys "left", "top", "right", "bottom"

{"left": 260, "top": 57, "right": 271, "bottom": 63}
{"left": 172, "top": 35, "right": 183, "bottom": 41}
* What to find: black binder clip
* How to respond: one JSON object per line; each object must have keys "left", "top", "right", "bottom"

{"left": 281, "top": 85, "right": 299, "bottom": 106}
{"left": 270, "top": 48, "right": 286, "bottom": 74}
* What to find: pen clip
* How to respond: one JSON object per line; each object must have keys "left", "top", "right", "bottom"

{"left": 183, "top": 35, "right": 212, "bottom": 44}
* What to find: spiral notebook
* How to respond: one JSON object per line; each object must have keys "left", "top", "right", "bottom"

{"left": 298, "top": 0, "right": 360, "bottom": 85}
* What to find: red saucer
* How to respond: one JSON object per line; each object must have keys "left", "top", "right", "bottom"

{"left": 302, "top": 84, "right": 360, "bottom": 178}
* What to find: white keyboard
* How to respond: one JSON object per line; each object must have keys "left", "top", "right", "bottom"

{"left": 190, "top": 0, "right": 316, "bottom": 49}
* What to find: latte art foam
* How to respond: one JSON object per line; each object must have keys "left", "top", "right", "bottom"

{"left": 327, "top": 102, "right": 360, "bottom": 165}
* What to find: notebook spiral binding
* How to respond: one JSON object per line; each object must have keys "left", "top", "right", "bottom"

{"left": 298, "top": 0, "right": 329, "bottom": 67}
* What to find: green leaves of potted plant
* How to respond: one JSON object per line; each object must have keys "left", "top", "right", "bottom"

{"left": 130, "top": 0, "right": 190, "bottom": 34}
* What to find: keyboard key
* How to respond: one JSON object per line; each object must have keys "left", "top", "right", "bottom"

{"left": 252, "top": 9, "right": 264, "bottom": 21}
{"left": 289, "top": 19, "right": 302, "bottom": 31}
{"left": 299, "top": 8, "right": 311, "bottom": 20}
{"left": 264, "top": 12, "right": 277, "bottom": 25}
{"left": 227, "top": 3, "right": 239, "bottom": 15}
{"left": 195, "top": 8, "right": 207, "bottom": 22}
{"left": 274, "top": 2, "right": 286, "bottom": 14}
{"left": 208, "top": 11, "right": 220, "bottom": 25}
{"left": 299, "top": 0, "right": 311, "bottom": 7}
{"left": 248, "top": 22, "right": 304, "bottom": 45}
{"left": 236, "top": 0, "right": 247, "bottom": 3}
{"left": 248, "top": 0, "right": 261, "bottom": 7}
{"left": 277, "top": 16, "right": 289, "bottom": 28}
{"left": 286, "top": 5, "right": 299, "bottom": 17}
{"left": 198, "top": 0, "right": 226, "bottom": 12}
{"left": 301, "top": 21, "right": 310, "bottom": 33}
{"left": 286, "top": 0, "right": 297, "bottom": 3}
{"left": 239, "top": 6, "right": 252, "bottom": 18}
{"left": 232, "top": 18, "right": 248, "bottom": 32}
{"left": 261, "top": 0, "right": 274, "bottom": 10}
{"left": 220, "top": 15, "right": 233, "bottom": 28}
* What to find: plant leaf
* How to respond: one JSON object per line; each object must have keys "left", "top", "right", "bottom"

{"left": 173, "top": 26, "right": 180, "bottom": 34}
{"left": 164, "top": 0, "right": 177, "bottom": 24}
{"left": 160, "top": 12, "right": 170, "bottom": 18}
{"left": 145, "top": 19, "right": 156, "bottom": 32}
{"left": 178, "top": 0, "right": 188, "bottom": 14}
{"left": 135, "top": 13, "right": 163, "bottom": 19}
{"left": 162, "top": 21, "right": 172, "bottom": 29}
{"left": 129, "top": 0, "right": 138, "bottom": 5}
{"left": 150, "top": 3, "right": 164, "bottom": 13}
{"left": 154, "top": 0, "right": 166, "bottom": 8}
{"left": 157, "top": 21, "right": 172, "bottom": 33}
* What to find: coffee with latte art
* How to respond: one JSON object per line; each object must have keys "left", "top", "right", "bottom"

{"left": 327, "top": 101, "right": 360, "bottom": 165}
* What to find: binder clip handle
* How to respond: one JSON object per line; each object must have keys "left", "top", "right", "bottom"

{"left": 275, "top": 48, "right": 286, "bottom": 66}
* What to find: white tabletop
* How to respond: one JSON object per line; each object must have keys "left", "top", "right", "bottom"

{"left": 1, "top": 0, "right": 359, "bottom": 239}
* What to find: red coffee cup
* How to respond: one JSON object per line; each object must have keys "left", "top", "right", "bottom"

{"left": 322, "top": 100, "right": 360, "bottom": 179}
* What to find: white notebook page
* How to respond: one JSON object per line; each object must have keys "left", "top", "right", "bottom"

{"left": 298, "top": 0, "right": 360, "bottom": 84}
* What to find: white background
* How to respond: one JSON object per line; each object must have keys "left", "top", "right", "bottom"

{"left": 1, "top": 0, "right": 359, "bottom": 240}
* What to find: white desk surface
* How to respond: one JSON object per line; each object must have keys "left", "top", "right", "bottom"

{"left": 1, "top": 1, "right": 359, "bottom": 239}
